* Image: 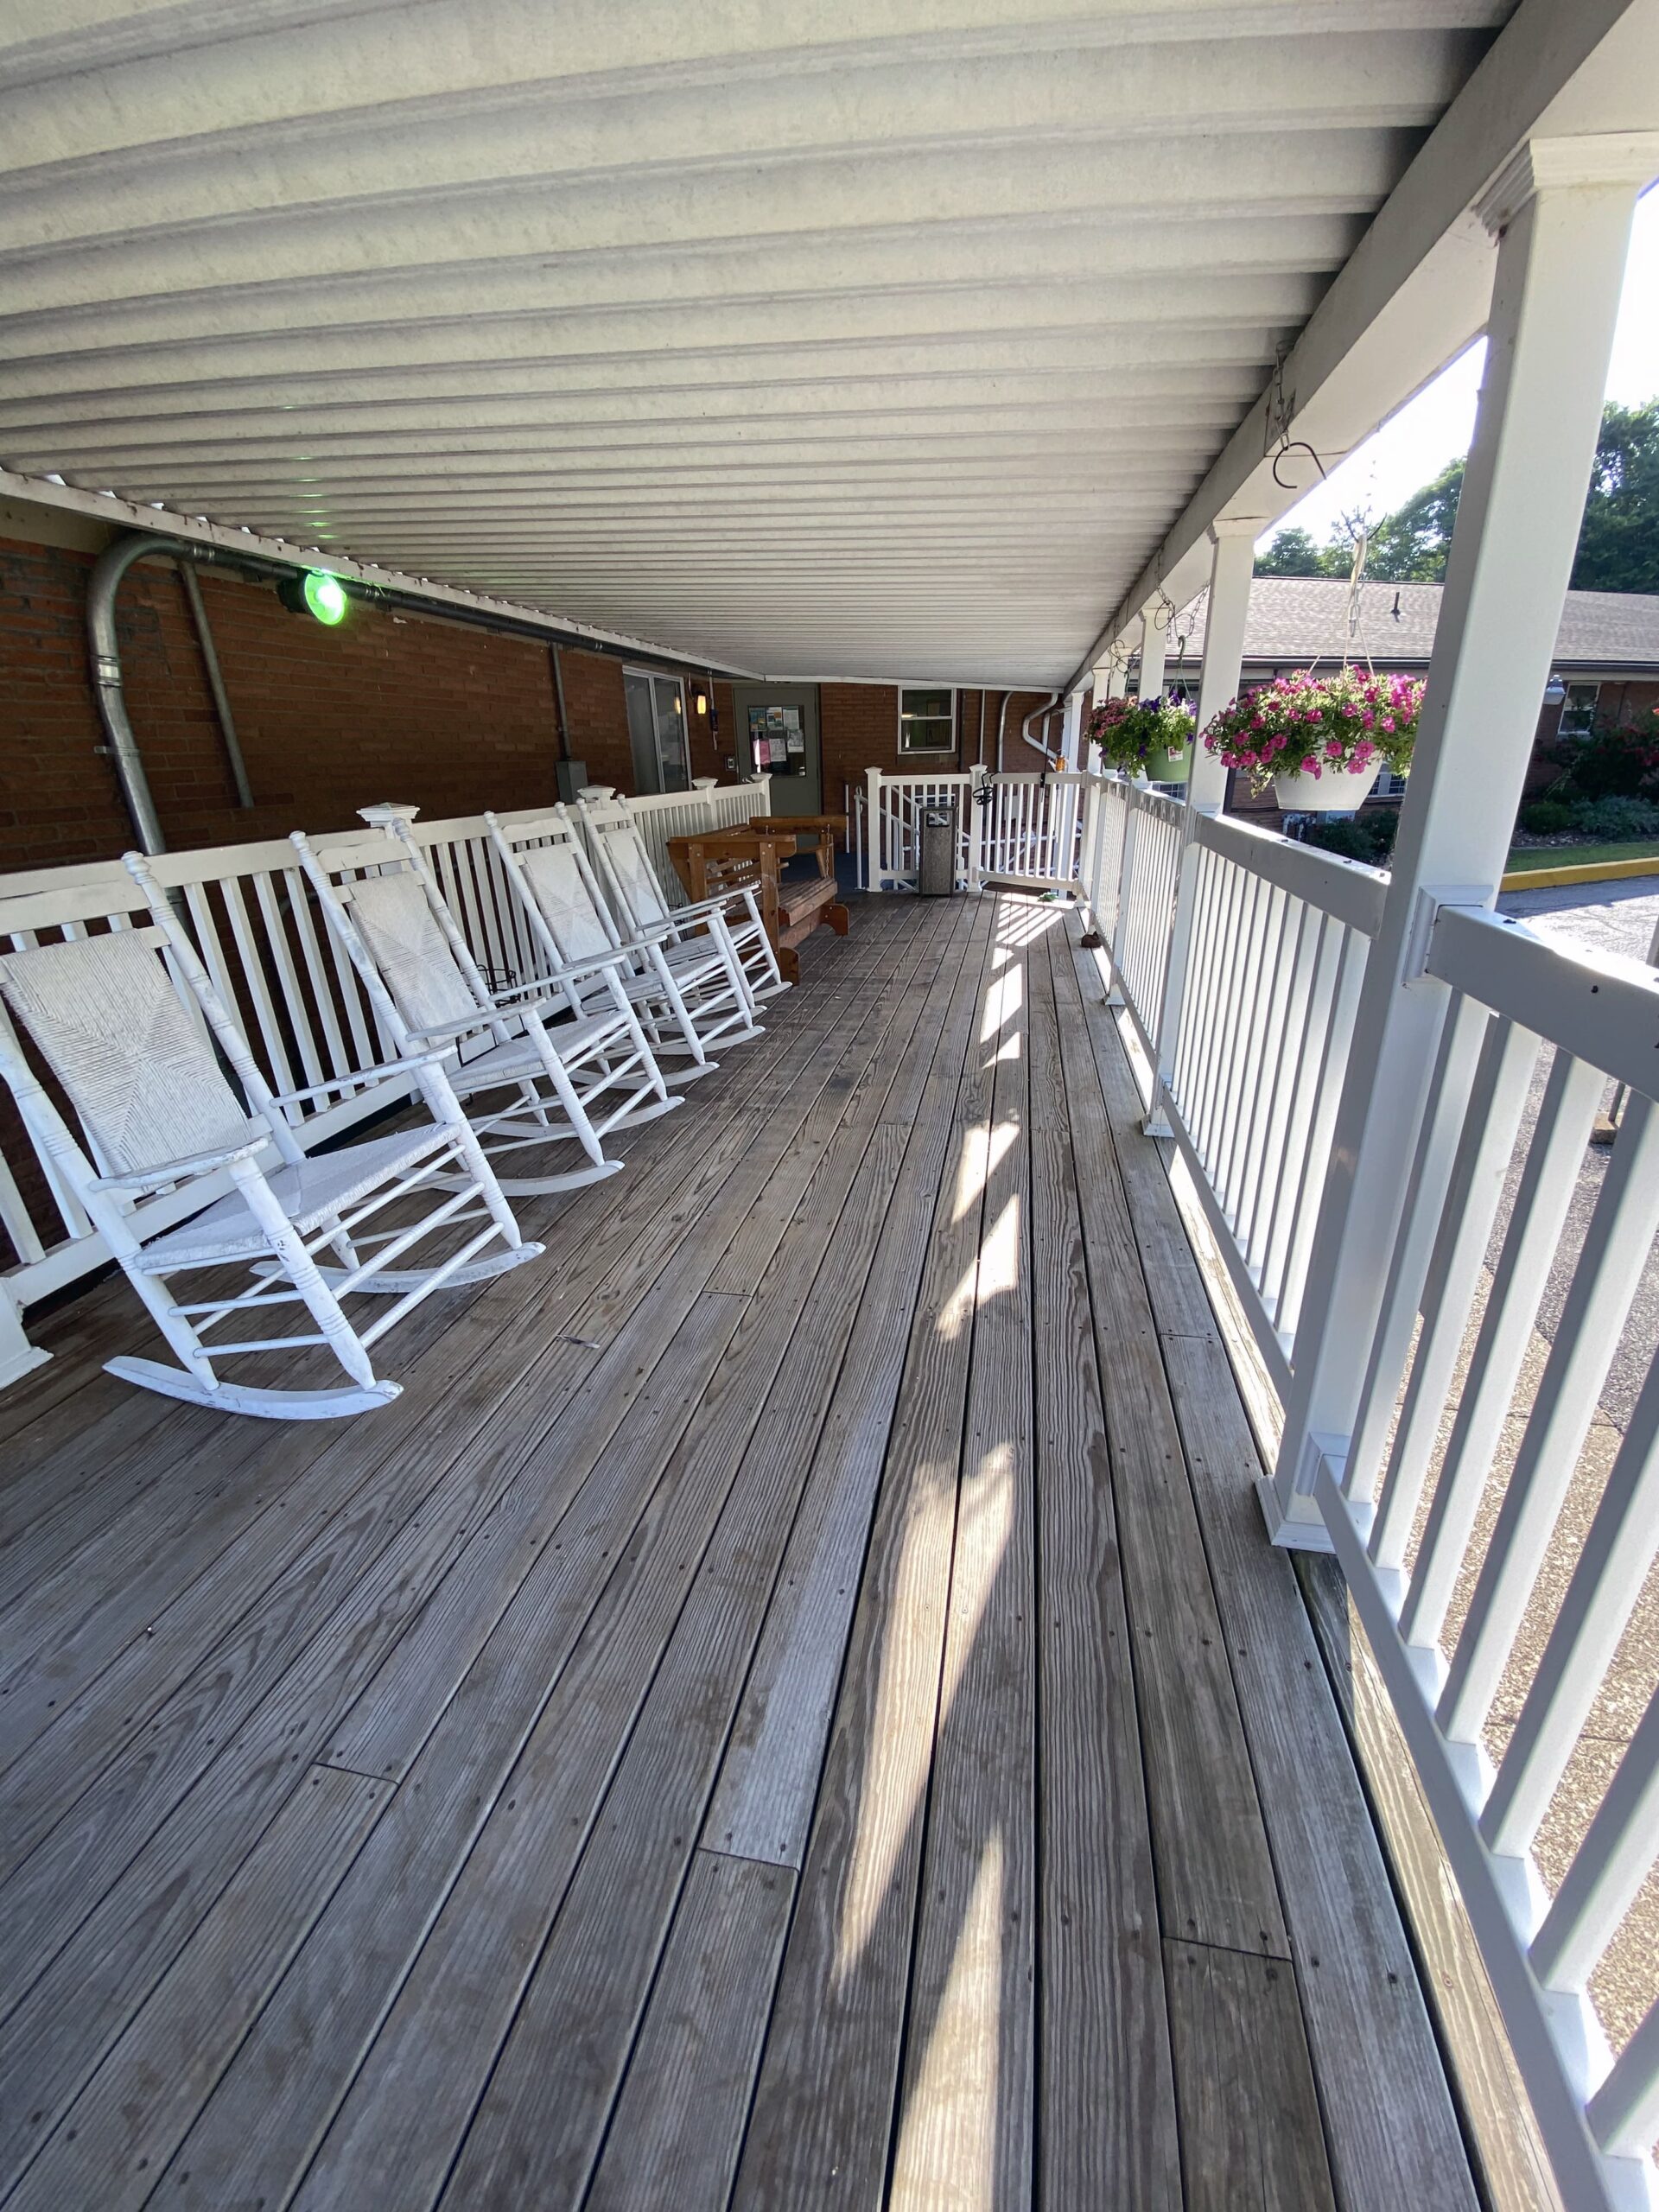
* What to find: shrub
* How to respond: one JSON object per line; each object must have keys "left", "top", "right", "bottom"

{"left": 1545, "top": 715, "right": 1659, "bottom": 802}
{"left": 1567, "top": 793, "right": 1659, "bottom": 839}
{"left": 1295, "top": 810, "right": 1399, "bottom": 865}
{"left": 1085, "top": 692, "right": 1195, "bottom": 775}
{"left": 1519, "top": 799, "right": 1574, "bottom": 835}
{"left": 1202, "top": 666, "right": 1425, "bottom": 791}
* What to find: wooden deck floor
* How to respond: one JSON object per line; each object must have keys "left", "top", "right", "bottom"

{"left": 0, "top": 893, "right": 1480, "bottom": 2212}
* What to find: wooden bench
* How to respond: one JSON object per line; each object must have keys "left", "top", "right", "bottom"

{"left": 666, "top": 814, "right": 849, "bottom": 986}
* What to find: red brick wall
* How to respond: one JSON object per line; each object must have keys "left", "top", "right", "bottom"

{"left": 0, "top": 532, "right": 723, "bottom": 874}
{"left": 817, "top": 684, "right": 1063, "bottom": 807}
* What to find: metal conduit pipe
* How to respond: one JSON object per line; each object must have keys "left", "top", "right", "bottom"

{"left": 87, "top": 531, "right": 261, "bottom": 855}
{"left": 1020, "top": 690, "right": 1061, "bottom": 764}
{"left": 178, "top": 561, "right": 254, "bottom": 811}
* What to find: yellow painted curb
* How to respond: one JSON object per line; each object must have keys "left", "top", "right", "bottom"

{"left": 1500, "top": 854, "right": 1659, "bottom": 892}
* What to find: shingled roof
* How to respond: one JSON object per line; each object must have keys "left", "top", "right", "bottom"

{"left": 1163, "top": 579, "right": 1659, "bottom": 675}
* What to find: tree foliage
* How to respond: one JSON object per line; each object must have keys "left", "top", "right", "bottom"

{"left": 1253, "top": 400, "right": 1659, "bottom": 594}
{"left": 1253, "top": 526, "right": 1337, "bottom": 577}
{"left": 1572, "top": 400, "right": 1659, "bottom": 594}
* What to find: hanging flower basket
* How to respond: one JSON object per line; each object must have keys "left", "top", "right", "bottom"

{"left": 1084, "top": 693, "right": 1197, "bottom": 782}
{"left": 1200, "top": 666, "right": 1423, "bottom": 812}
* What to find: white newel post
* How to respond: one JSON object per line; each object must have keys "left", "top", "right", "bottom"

{"left": 865, "top": 766, "right": 885, "bottom": 891}
{"left": 1137, "top": 603, "right": 1169, "bottom": 699}
{"left": 1061, "top": 687, "right": 1084, "bottom": 771}
{"left": 1265, "top": 137, "right": 1654, "bottom": 1545}
{"left": 1146, "top": 517, "right": 1257, "bottom": 1131}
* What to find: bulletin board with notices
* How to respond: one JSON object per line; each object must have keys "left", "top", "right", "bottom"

{"left": 748, "top": 703, "right": 808, "bottom": 775}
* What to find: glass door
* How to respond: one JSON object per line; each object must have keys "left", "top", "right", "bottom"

{"left": 624, "top": 670, "right": 690, "bottom": 793}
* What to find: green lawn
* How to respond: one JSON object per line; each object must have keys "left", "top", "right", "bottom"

{"left": 1505, "top": 837, "right": 1659, "bottom": 878}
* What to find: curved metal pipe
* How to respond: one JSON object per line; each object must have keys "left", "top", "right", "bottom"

{"left": 1020, "top": 690, "right": 1061, "bottom": 764}
{"left": 87, "top": 531, "right": 252, "bottom": 855}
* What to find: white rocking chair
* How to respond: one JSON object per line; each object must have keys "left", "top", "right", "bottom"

{"left": 0, "top": 862, "right": 543, "bottom": 1421}
{"left": 578, "top": 794, "right": 790, "bottom": 1006}
{"left": 291, "top": 813, "right": 680, "bottom": 1196}
{"left": 486, "top": 805, "right": 762, "bottom": 1075}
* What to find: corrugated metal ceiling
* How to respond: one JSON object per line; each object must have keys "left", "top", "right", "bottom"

{"left": 0, "top": 2, "right": 1514, "bottom": 683}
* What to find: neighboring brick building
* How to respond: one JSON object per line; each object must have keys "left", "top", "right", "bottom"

{"left": 1143, "top": 576, "right": 1659, "bottom": 821}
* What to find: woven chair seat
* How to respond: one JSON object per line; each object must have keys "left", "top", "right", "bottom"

{"left": 447, "top": 1006, "right": 626, "bottom": 1090}
{"left": 140, "top": 1125, "right": 457, "bottom": 1266}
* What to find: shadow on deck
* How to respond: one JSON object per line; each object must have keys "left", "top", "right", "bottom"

{"left": 0, "top": 893, "right": 1478, "bottom": 2211}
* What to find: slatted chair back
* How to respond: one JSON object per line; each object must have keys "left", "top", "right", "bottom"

{"left": 582, "top": 804, "right": 675, "bottom": 937}
{"left": 487, "top": 808, "right": 622, "bottom": 969}
{"left": 294, "top": 827, "right": 497, "bottom": 1052}
{"left": 0, "top": 929, "right": 253, "bottom": 1185}
{"left": 0, "top": 869, "right": 302, "bottom": 1202}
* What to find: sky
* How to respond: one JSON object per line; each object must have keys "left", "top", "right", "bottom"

{"left": 1258, "top": 185, "right": 1659, "bottom": 555}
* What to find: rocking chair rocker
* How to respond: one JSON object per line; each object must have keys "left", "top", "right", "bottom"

{"left": 291, "top": 812, "right": 680, "bottom": 1196}
{"left": 486, "top": 805, "right": 762, "bottom": 1074}
{"left": 0, "top": 861, "right": 543, "bottom": 1421}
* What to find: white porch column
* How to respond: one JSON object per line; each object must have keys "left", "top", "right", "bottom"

{"left": 1137, "top": 604, "right": 1169, "bottom": 699}
{"left": 1147, "top": 518, "right": 1258, "bottom": 1125}
{"left": 1184, "top": 519, "right": 1255, "bottom": 812}
{"left": 1061, "top": 686, "right": 1084, "bottom": 770}
{"left": 1266, "top": 138, "right": 1653, "bottom": 1544}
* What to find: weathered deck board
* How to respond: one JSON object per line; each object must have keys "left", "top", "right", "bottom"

{"left": 584, "top": 1850, "right": 798, "bottom": 2212}
{"left": 1027, "top": 939, "right": 1182, "bottom": 2212}
{"left": 1163, "top": 1936, "right": 1336, "bottom": 2212}
{"left": 709, "top": 899, "right": 1002, "bottom": 2209}
{"left": 0, "top": 894, "right": 1481, "bottom": 2212}
{"left": 888, "top": 921, "right": 1035, "bottom": 2212}
{"left": 1049, "top": 927, "right": 1288, "bottom": 1959}
{"left": 1065, "top": 924, "right": 1483, "bottom": 2212}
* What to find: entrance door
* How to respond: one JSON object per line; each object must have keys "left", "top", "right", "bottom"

{"left": 624, "top": 669, "right": 691, "bottom": 794}
{"left": 730, "top": 684, "right": 822, "bottom": 817}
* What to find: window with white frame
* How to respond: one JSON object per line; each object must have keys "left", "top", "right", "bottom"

{"left": 898, "top": 686, "right": 955, "bottom": 753}
{"left": 1374, "top": 770, "right": 1408, "bottom": 798}
{"left": 1557, "top": 681, "right": 1599, "bottom": 740}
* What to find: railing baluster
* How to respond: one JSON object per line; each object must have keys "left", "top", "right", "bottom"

{"left": 1438, "top": 1097, "right": 1659, "bottom": 1745}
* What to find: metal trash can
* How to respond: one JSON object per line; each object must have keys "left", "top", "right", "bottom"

{"left": 917, "top": 801, "right": 958, "bottom": 896}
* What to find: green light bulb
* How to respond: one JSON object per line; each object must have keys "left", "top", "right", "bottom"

{"left": 303, "top": 570, "right": 348, "bottom": 625}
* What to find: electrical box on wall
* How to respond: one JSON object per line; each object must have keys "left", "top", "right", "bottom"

{"left": 556, "top": 760, "right": 588, "bottom": 802}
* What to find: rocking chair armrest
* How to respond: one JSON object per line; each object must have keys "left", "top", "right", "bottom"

{"left": 265, "top": 1050, "right": 458, "bottom": 1108}
{"left": 92, "top": 1130, "right": 273, "bottom": 1193}
{"left": 402, "top": 1007, "right": 524, "bottom": 1046}
{"left": 673, "top": 888, "right": 761, "bottom": 927}
{"left": 620, "top": 918, "right": 682, "bottom": 950}
{"left": 493, "top": 950, "right": 630, "bottom": 993}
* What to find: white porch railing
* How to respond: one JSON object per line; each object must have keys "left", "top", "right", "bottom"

{"left": 972, "top": 769, "right": 1089, "bottom": 887}
{"left": 870, "top": 760, "right": 1659, "bottom": 2203}
{"left": 863, "top": 768, "right": 976, "bottom": 892}
{"left": 0, "top": 777, "right": 768, "bottom": 1370}
{"left": 862, "top": 765, "right": 1090, "bottom": 893}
